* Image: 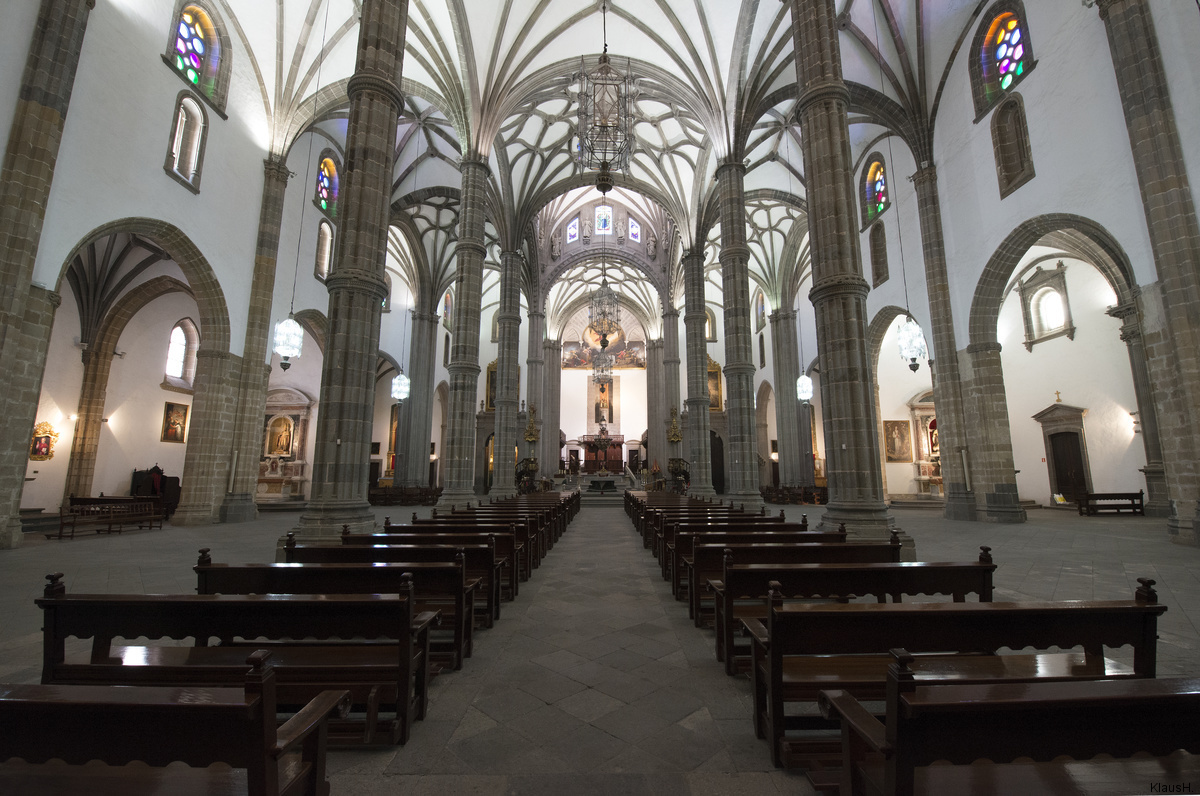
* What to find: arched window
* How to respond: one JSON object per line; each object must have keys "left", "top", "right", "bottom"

{"left": 163, "top": 93, "right": 207, "bottom": 192}
{"left": 870, "top": 222, "right": 889, "bottom": 287}
{"left": 163, "top": 318, "right": 200, "bottom": 390}
{"left": 443, "top": 333, "right": 451, "bottom": 367}
{"left": 861, "top": 155, "right": 889, "bottom": 227}
{"left": 704, "top": 307, "right": 718, "bottom": 342}
{"left": 758, "top": 333, "right": 766, "bottom": 369}
{"left": 1032, "top": 288, "right": 1065, "bottom": 335}
{"left": 566, "top": 217, "right": 579, "bottom": 244}
{"left": 314, "top": 221, "right": 333, "bottom": 280}
{"left": 970, "top": 2, "right": 1036, "bottom": 120}
{"left": 382, "top": 273, "right": 392, "bottom": 312}
{"left": 595, "top": 205, "right": 613, "bottom": 235}
{"left": 1017, "top": 261, "right": 1075, "bottom": 350}
{"left": 164, "top": 3, "right": 231, "bottom": 113}
{"left": 991, "top": 93, "right": 1036, "bottom": 197}
{"left": 315, "top": 155, "right": 340, "bottom": 219}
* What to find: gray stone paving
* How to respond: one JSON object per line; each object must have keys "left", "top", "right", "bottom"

{"left": 1, "top": 502, "right": 1199, "bottom": 794}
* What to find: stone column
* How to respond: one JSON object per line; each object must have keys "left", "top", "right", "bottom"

{"left": 490, "top": 250, "right": 522, "bottom": 497}
{"left": 788, "top": 0, "right": 889, "bottom": 534}
{"left": 1108, "top": 300, "right": 1169, "bottom": 516}
{"left": 1094, "top": 0, "right": 1200, "bottom": 536}
{"left": 682, "top": 250, "right": 715, "bottom": 496}
{"left": 646, "top": 339, "right": 665, "bottom": 472}
{"left": 298, "top": 0, "right": 409, "bottom": 534}
{"left": 525, "top": 309, "right": 545, "bottom": 471}
{"left": 174, "top": 349, "right": 239, "bottom": 524}
{"left": 0, "top": 0, "right": 95, "bottom": 548}
{"left": 911, "top": 165, "right": 976, "bottom": 521}
{"left": 961, "top": 343, "right": 1025, "bottom": 522}
{"left": 715, "top": 162, "right": 762, "bottom": 508}
{"left": 440, "top": 157, "right": 490, "bottom": 505}
{"left": 769, "top": 309, "right": 807, "bottom": 487}
{"left": 662, "top": 306, "right": 683, "bottom": 463}
{"left": 541, "top": 339, "right": 561, "bottom": 475}
{"left": 400, "top": 309, "right": 438, "bottom": 486}
{"left": 63, "top": 343, "right": 112, "bottom": 500}
{"left": 220, "top": 158, "right": 290, "bottom": 522}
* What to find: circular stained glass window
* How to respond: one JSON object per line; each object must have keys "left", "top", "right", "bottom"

{"left": 992, "top": 14, "right": 1026, "bottom": 93}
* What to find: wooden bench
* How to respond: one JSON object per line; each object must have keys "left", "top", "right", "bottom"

{"left": 38, "top": 573, "right": 437, "bottom": 746}
{"left": 275, "top": 542, "right": 478, "bottom": 668}
{"left": 390, "top": 518, "right": 533, "bottom": 586}
{"left": 687, "top": 536, "right": 902, "bottom": 626}
{"left": 0, "top": 651, "right": 349, "bottom": 796}
{"left": 745, "top": 578, "right": 1167, "bottom": 768}
{"left": 669, "top": 522, "right": 831, "bottom": 596}
{"left": 410, "top": 514, "right": 544, "bottom": 572}
{"left": 819, "top": 650, "right": 1200, "bottom": 795}
{"left": 712, "top": 547, "right": 997, "bottom": 675}
{"left": 1077, "top": 489, "right": 1145, "bottom": 515}
{"left": 53, "top": 500, "right": 163, "bottom": 540}
{"left": 659, "top": 513, "right": 797, "bottom": 568}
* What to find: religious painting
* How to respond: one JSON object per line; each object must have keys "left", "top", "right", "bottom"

{"left": 583, "top": 323, "right": 625, "bottom": 353}
{"left": 267, "top": 416, "right": 294, "bottom": 456}
{"left": 707, "top": 356, "right": 723, "bottom": 411}
{"left": 595, "top": 384, "right": 614, "bottom": 424}
{"left": 161, "top": 402, "right": 189, "bottom": 443}
{"left": 562, "top": 342, "right": 592, "bottom": 369}
{"left": 486, "top": 361, "right": 497, "bottom": 411}
{"left": 613, "top": 341, "right": 646, "bottom": 369}
{"left": 884, "top": 420, "right": 913, "bottom": 463}
{"left": 29, "top": 421, "right": 58, "bottom": 461}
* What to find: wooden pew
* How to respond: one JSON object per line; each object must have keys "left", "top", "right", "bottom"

{"left": 669, "top": 523, "right": 832, "bottom": 596}
{"left": 407, "top": 515, "right": 541, "bottom": 575}
{"left": 745, "top": 578, "right": 1167, "bottom": 768}
{"left": 659, "top": 514, "right": 797, "bottom": 569}
{"left": 388, "top": 519, "right": 530, "bottom": 589}
{"left": 276, "top": 541, "right": 478, "bottom": 667}
{"left": 0, "top": 651, "right": 349, "bottom": 796}
{"left": 38, "top": 573, "right": 437, "bottom": 746}
{"left": 1077, "top": 489, "right": 1145, "bottom": 515}
{"left": 343, "top": 529, "right": 518, "bottom": 604}
{"left": 711, "top": 546, "right": 996, "bottom": 675}
{"left": 687, "top": 536, "right": 903, "bottom": 625}
{"left": 819, "top": 650, "right": 1200, "bottom": 796}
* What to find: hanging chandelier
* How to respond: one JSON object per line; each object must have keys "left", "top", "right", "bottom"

{"left": 588, "top": 275, "right": 621, "bottom": 349}
{"left": 273, "top": 315, "right": 303, "bottom": 370}
{"left": 796, "top": 374, "right": 814, "bottom": 402}
{"left": 391, "top": 368, "right": 410, "bottom": 401}
{"left": 896, "top": 316, "right": 929, "bottom": 372}
{"left": 576, "top": 2, "right": 632, "bottom": 194}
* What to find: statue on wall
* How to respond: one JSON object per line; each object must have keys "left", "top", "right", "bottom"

{"left": 551, "top": 231, "right": 561, "bottom": 260}
{"left": 582, "top": 218, "right": 592, "bottom": 245}
{"left": 646, "top": 230, "right": 657, "bottom": 259}
{"left": 617, "top": 211, "right": 626, "bottom": 244}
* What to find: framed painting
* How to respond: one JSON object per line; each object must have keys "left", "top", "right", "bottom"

{"left": 29, "top": 421, "right": 59, "bottom": 461}
{"left": 884, "top": 419, "right": 913, "bottom": 463}
{"left": 707, "top": 356, "right": 723, "bottom": 411}
{"left": 161, "top": 402, "right": 189, "bottom": 443}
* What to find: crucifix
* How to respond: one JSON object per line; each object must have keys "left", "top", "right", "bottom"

{"left": 1054, "top": 391, "right": 1062, "bottom": 403}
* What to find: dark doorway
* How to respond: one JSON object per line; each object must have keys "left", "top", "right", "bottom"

{"left": 710, "top": 431, "right": 726, "bottom": 494}
{"left": 629, "top": 450, "right": 640, "bottom": 473}
{"left": 368, "top": 460, "right": 381, "bottom": 488}
{"left": 1049, "top": 431, "right": 1088, "bottom": 501}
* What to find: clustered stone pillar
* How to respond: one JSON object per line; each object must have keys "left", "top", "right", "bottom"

{"left": 715, "top": 161, "right": 762, "bottom": 508}
{"left": 299, "top": 0, "right": 410, "bottom": 534}
{"left": 1094, "top": 0, "right": 1200, "bottom": 538}
{"left": 646, "top": 339, "right": 666, "bottom": 474}
{"left": 1108, "top": 300, "right": 1169, "bottom": 516}
{"left": 440, "top": 156, "right": 491, "bottom": 505}
{"left": 174, "top": 349, "right": 239, "bottom": 524}
{"left": 662, "top": 306, "right": 683, "bottom": 465}
{"left": 491, "top": 250, "right": 523, "bottom": 497}
{"left": 681, "top": 250, "right": 715, "bottom": 496}
{"left": 788, "top": 0, "right": 889, "bottom": 534}
{"left": 219, "top": 157, "right": 291, "bottom": 522}
{"left": 400, "top": 309, "right": 438, "bottom": 487}
{"left": 769, "top": 308, "right": 809, "bottom": 487}
{"left": 541, "top": 339, "right": 562, "bottom": 475}
{"left": 524, "top": 309, "right": 545, "bottom": 468}
{"left": 910, "top": 165, "right": 976, "bottom": 521}
{"left": 0, "top": 0, "right": 95, "bottom": 548}
{"left": 962, "top": 342, "right": 1024, "bottom": 521}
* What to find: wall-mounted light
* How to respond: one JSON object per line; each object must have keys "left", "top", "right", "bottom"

{"left": 1131, "top": 410, "right": 1141, "bottom": 434}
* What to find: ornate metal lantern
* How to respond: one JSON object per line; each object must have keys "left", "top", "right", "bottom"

{"left": 391, "top": 369, "right": 410, "bottom": 402}
{"left": 273, "top": 316, "right": 303, "bottom": 370}
{"left": 576, "top": 3, "right": 632, "bottom": 193}
{"left": 796, "top": 374, "right": 814, "bottom": 402}
{"left": 896, "top": 316, "right": 929, "bottom": 372}
{"left": 588, "top": 277, "right": 621, "bottom": 349}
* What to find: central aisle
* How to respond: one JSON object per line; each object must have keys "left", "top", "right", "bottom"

{"left": 328, "top": 503, "right": 813, "bottom": 794}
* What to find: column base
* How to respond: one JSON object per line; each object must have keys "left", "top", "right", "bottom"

{"left": 943, "top": 489, "right": 976, "bottom": 521}
{"left": 818, "top": 500, "right": 893, "bottom": 539}
{"left": 0, "top": 517, "right": 24, "bottom": 549}
{"left": 1141, "top": 465, "right": 1170, "bottom": 517}
{"left": 490, "top": 488, "right": 517, "bottom": 500}
{"left": 172, "top": 502, "right": 217, "bottom": 526}
{"left": 296, "top": 499, "right": 375, "bottom": 537}
{"left": 981, "top": 485, "right": 1027, "bottom": 523}
{"left": 689, "top": 486, "right": 716, "bottom": 499}
{"left": 727, "top": 491, "right": 764, "bottom": 513}
{"left": 438, "top": 490, "right": 479, "bottom": 510}
{"left": 219, "top": 493, "right": 259, "bottom": 523}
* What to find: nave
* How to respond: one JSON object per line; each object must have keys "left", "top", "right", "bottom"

{"left": 1, "top": 505, "right": 1198, "bottom": 794}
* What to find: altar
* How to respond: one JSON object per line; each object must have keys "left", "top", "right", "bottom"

{"left": 579, "top": 428, "right": 624, "bottom": 474}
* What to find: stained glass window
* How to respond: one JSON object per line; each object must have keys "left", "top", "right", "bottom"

{"left": 316, "top": 157, "right": 338, "bottom": 218}
{"left": 567, "top": 217, "right": 579, "bottom": 244}
{"left": 595, "top": 206, "right": 613, "bottom": 235}
{"left": 629, "top": 217, "right": 641, "bottom": 243}
{"left": 864, "top": 159, "right": 889, "bottom": 224}
{"left": 989, "top": 13, "right": 1026, "bottom": 92}
{"left": 172, "top": 6, "right": 219, "bottom": 96}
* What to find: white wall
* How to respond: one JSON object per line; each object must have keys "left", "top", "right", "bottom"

{"left": 875, "top": 316, "right": 934, "bottom": 495}
{"left": 23, "top": 301, "right": 85, "bottom": 510}
{"left": 266, "top": 328, "right": 323, "bottom": 498}
{"left": 560, "top": 369, "right": 648, "bottom": 456}
{"left": 998, "top": 258, "right": 1144, "bottom": 504}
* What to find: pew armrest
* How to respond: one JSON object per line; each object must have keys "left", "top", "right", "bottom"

{"left": 819, "top": 689, "right": 891, "bottom": 755}
{"left": 414, "top": 610, "right": 441, "bottom": 632}
{"left": 273, "top": 689, "right": 351, "bottom": 757}
{"left": 741, "top": 617, "right": 768, "bottom": 645}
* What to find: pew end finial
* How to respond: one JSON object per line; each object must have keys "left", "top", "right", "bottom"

{"left": 1136, "top": 577, "right": 1158, "bottom": 604}
{"left": 44, "top": 572, "right": 66, "bottom": 598}
{"left": 979, "top": 545, "right": 993, "bottom": 564}
{"left": 412, "top": 512, "right": 418, "bottom": 523}
{"left": 285, "top": 531, "right": 296, "bottom": 549}
{"left": 341, "top": 525, "right": 350, "bottom": 538}
{"left": 889, "top": 528, "right": 900, "bottom": 545}
{"left": 197, "top": 548, "right": 212, "bottom": 567}
{"left": 779, "top": 510, "right": 786, "bottom": 521}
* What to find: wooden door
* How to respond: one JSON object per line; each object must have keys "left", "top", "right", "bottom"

{"left": 1050, "top": 431, "right": 1088, "bottom": 501}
